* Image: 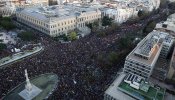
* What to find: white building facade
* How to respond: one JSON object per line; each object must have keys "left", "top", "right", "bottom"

{"left": 16, "top": 5, "right": 101, "bottom": 37}
{"left": 102, "top": 8, "right": 138, "bottom": 24}
{"left": 123, "top": 31, "right": 174, "bottom": 79}
{"left": 0, "top": 2, "right": 16, "bottom": 17}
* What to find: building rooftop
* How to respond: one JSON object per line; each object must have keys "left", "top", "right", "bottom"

{"left": 127, "top": 30, "right": 173, "bottom": 66}
{"left": 118, "top": 80, "right": 165, "bottom": 100}
{"left": 104, "top": 73, "right": 136, "bottom": 100}
{"left": 105, "top": 73, "right": 165, "bottom": 100}
{"left": 17, "top": 4, "right": 100, "bottom": 22}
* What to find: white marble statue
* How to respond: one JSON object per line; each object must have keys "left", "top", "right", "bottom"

{"left": 25, "top": 69, "right": 33, "bottom": 92}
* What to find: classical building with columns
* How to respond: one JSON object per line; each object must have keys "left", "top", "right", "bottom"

{"left": 16, "top": 4, "right": 101, "bottom": 37}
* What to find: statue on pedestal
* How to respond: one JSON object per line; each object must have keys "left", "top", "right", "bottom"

{"left": 18, "top": 69, "right": 42, "bottom": 100}
{"left": 25, "top": 69, "right": 33, "bottom": 95}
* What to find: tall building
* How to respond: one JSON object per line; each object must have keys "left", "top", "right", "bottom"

{"left": 16, "top": 5, "right": 101, "bottom": 37}
{"left": 167, "top": 47, "right": 175, "bottom": 79}
{"left": 123, "top": 30, "right": 174, "bottom": 79}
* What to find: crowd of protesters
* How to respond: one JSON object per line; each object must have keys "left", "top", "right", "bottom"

{"left": 0, "top": 7, "right": 172, "bottom": 99}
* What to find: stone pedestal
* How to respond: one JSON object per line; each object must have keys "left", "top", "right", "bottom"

{"left": 18, "top": 85, "right": 42, "bottom": 100}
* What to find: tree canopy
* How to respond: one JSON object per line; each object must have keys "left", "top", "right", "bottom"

{"left": 107, "top": 52, "right": 119, "bottom": 66}
{"left": 143, "top": 20, "right": 156, "bottom": 34}
{"left": 160, "top": 0, "right": 167, "bottom": 8}
{"left": 138, "top": 10, "right": 150, "bottom": 19}
{"left": 86, "top": 20, "right": 100, "bottom": 31}
{"left": 0, "top": 17, "right": 16, "bottom": 31}
{"left": 118, "top": 37, "right": 132, "bottom": 50}
{"left": 69, "top": 31, "right": 77, "bottom": 41}
{"left": 102, "top": 16, "right": 113, "bottom": 26}
{"left": 18, "top": 31, "right": 37, "bottom": 41}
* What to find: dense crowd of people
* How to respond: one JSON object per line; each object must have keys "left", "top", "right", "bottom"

{"left": 0, "top": 7, "right": 172, "bottom": 99}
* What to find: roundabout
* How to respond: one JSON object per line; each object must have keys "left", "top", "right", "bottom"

{"left": 3, "top": 71, "right": 59, "bottom": 100}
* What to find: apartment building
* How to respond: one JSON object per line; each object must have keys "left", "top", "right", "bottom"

{"left": 101, "top": 7, "right": 137, "bottom": 24}
{"left": 123, "top": 30, "right": 174, "bottom": 79}
{"left": 16, "top": 5, "right": 101, "bottom": 37}
{"left": 167, "top": 47, "right": 175, "bottom": 79}
{"left": 100, "top": 0, "right": 160, "bottom": 24}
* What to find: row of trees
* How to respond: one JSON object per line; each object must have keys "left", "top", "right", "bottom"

{"left": 0, "top": 16, "right": 13, "bottom": 51}
{"left": 97, "top": 36, "right": 136, "bottom": 69}
{"left": 54, "top": 31, "right": 78, "bottom": 41}
{"left": 86, "top": 16, "right": 119, "bottom": 37}
{"left": 18, "top": 31, "right": 37, "bottom": 41}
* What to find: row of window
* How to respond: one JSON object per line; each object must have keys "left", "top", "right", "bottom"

{"left": 104, "top": 94, "right": 116, "bottom": 100}
{"left": 50, "top": 15, "right": 100, "bottom": 29}
{"left": 125, "top": 64, "right": 150, "bottom": 74}
{"left": 18, "top": 18, "right": 49, "bottom": 34}
{"left": 18, "top": 13, "right": 51, "bottom": 28}
{"left": 50, "top": 22, "right": 88, "bottom": 35}
{"left": 124, "top": 67, "right": 149, "bottom": 78}
{"left": 17, "top": 13, "right": 100, "bottom": 29}
{"left": 125, "top": 60, "right": 151, "bottom": 70}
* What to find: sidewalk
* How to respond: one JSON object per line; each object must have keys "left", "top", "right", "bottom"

{"left": 0, "top": 46, "right": 43, "bottom": 68}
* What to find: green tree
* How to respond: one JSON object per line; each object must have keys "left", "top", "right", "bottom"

{"left": 106, "top": 22, "right": 118, "bottom": 34}
{"left": 0, "top": 17, "right": 16, "bottom": 31}
{"left": 102, "top": 16, "right": 113, "bottom": 26}
{"left": 138, "top": 10, "right": 150, "bottom": 19}
{"left": 18, "top": 31, "right": 37, "bottom": 41}
{"left": 69, "top": 31, "right": 77, "bottom": 41}
{"left": 107, "top": 52, "right": 119, "bottom": 66}
{"left": 97, "top": 30, "right": 106, "bottom": 37}
{"left": 119, "top": 37, "right": 132, "bottom": 50}
{"left": 160, "top": 0, "right": 167, "bottom": 8}
{"left": 2, "top": 17, "right": 11, "bottom": 21}
{"left": 143, "top": 21, "right": 156, "bottom": 34}
{"left": 0, "top": 43, "right": 7, "bottom": 51}
{"left": 86, "top": 20, "right": 100, "bottom": 31}
{"left": 86, "top": 23, "right": 93, "bottom": 30}
{"left": 49, "top": 0, "right": 57, "bottom": 5}
{"left": 62, "top": 34, "right": 68, "bottom": 41}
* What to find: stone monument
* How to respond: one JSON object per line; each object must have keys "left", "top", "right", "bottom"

{"left": 18, "top": 69, "right": 42, "bottom": 100}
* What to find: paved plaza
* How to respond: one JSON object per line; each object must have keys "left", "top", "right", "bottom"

{"left": 3, "top": 73, "right": 59, "bottom": 100}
